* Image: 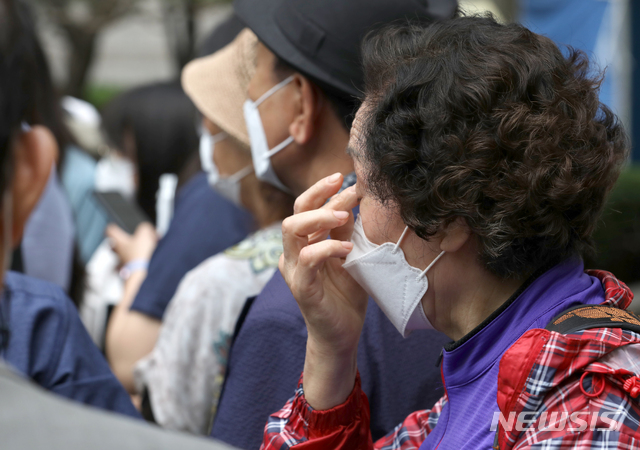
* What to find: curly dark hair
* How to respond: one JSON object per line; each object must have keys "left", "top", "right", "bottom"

{"left": 359, "top": 15, "right": 629, "bottom": 279}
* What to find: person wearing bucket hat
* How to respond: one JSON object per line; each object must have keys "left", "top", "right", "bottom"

{"left": 132, "top": 29, "right": 295, "bottom": 434}
{"left": 209, "top": 1, "right": 457, "bottom": 449}
{"left": 105, "top": 15, "right": 256, "bottom": 395}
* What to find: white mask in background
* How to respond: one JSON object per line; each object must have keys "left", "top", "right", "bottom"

{"left": 199, "top": 128, "right": 253, "bottom": 207}
{"left": 243, "top": 75, "right": 294, "bottom": 194}
{"left": 95, "top": 153, "right": 136, "bottom": 201}
{"left": 343, "top": 215, "right": 446, "bottom": 338}
{"left": 155, "top": 173, "right": 178, "bottom": 239}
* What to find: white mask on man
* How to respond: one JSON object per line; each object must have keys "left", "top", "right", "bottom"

{"left": 199, "top": 128, "right": 252, "bottom": 207}
{"left": 243, "top": 75, "right": 294, "bottom": 194}
{"left": 343, "top": 215, "right": 445, "bottom": 337}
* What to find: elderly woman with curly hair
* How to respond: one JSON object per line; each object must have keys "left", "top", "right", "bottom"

{"left": 258, "top": 14, "right": 639, "bottom": 450}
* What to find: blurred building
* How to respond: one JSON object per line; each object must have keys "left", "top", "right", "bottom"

{"left": 38, "top": 0, "right": 231, "bottom": 90}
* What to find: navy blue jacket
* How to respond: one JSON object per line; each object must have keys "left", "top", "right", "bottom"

{"left": 2, "top": 271, "right": 140, "bottom": 418}
{"left": 210, "top": 270, "right": 449, "bottom": 449}
{"left": 130, "top": 172, "right": 255, "bottom": 319}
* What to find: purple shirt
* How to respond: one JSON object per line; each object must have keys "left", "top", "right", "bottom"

{"left": 419, "top": 258, "right": 605, "bottom": 449}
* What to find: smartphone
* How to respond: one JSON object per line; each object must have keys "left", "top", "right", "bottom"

{"left": 93, "top": 191, "right": 149, "bottom": 234}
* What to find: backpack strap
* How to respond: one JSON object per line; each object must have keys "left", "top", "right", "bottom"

{"left": 546, "top": 304, "right": 640, "bottom": 335}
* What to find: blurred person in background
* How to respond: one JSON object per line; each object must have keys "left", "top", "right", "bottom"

{"left": 207, "top": 1, "right": 456, "bottom": 448}
{"left": 101, "top": 82, "right": 202, "bottom": 225}
{"left": 0, "top": 50, "right": 236, "bottom": 444}
{"left": 0, "top": 0, "right": 140, "bottom": 419}
{"left": 0, "top": 8, "right": 240, "bottom": 447}
{"left": 133, "top": 29, "right": 295, "bottom": 434}
{"left": 105, "top": 14, "right": 256, "bottom": 394}
{"left": 81, "top": 82, "right": 201, "bottom": 350}
{"left": 60, "top": 96, "right": 111, "bottom": 266}
{"left": 7, "top": 3, "right": 83, "bottom": 302}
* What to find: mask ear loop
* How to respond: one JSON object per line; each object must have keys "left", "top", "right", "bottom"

{"left": 264, "top": 136, "right": 294, "bottom": 159}
{"left": 228, "top": 165, "right": 254, "bottom": 183}
{"left": 420, "top": 251, "right": 446, "bottom": 278}
{"left": 252, "top": 75, "right": 296, "bottom": 161}
{"left": 254, "top": 75, "right": 295, "bottom": 107}
{"left": 211, "top": 132, "right": 228, "bottom": 144}
{"left": 394, "top": 226, "right": 410, "bottom": 251}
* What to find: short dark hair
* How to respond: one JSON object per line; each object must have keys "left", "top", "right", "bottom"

{"left": 0, "top": 0, "right": 72, "bottom": 181}
{"left": 102, "top": 82, "right": 199, "bottom": 223}
{"left": 359, "top": 15, "right": 628, "bottom": 279}
{"left": 273, "top": 55, "right": 358, "bottom": 130}
{"left": 1, "top": 0, "right": 72, "bottom": 192}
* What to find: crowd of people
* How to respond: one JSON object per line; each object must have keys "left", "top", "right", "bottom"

{"left": 1, "top": 0, "right": 639, "bottom": 448}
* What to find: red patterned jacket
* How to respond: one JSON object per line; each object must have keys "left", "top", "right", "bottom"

{"left": 261, "top": 271, "right": 640, "bottom": 449}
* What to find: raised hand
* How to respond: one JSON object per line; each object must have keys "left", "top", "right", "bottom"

{"left": 279, "top": 173, "right": 367, "bottom": 410}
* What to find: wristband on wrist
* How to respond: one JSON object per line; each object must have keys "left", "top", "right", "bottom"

{"left": 119, "top": 259, "right": 149, "bottom": 280}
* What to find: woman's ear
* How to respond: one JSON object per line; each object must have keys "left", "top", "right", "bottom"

{"left": 289, "top": 75, "right": 320, "bottom": 145}
{"left": 11, "top": 125, "right": 57, "bottom": 245}
{"left": 440, "top": 217, "right": 471, "bottom": 253}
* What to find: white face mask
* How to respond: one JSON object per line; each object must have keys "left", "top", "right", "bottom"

{"left": 243, "top": 75, "right": 294, "bottom": 194}
{"left": 95, "top": 153, "right": 136, "bottom": 201}
{"left": 343, "top": 215, "right": 445, "bottom": 337}
{"left": 199, "top": 128, "right": 253, "bottom": 207}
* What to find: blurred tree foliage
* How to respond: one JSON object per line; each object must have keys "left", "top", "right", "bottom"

{"left": 586, "top": 167, "right": 640, "bottom": 284}
{"left": 162, "top": 0, "right": 233, "bottom": 75}
{"left": 33, "top": 0, "right": 232, "bottom": 99}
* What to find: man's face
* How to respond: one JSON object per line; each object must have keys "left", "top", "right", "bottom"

{"left": 246, "top": 42, "right": 297, "bottom": 187}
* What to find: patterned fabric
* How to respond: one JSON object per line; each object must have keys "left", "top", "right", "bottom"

{"left": 134, "top": 223, "right": 283, "bottom": 434}
{"left": 260, "top": 271, "right": 640, "bottom": 450}
{"left": 495, "top": 271, "right": 640, "bottom": 449}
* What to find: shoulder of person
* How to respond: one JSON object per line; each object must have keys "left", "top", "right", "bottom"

{"left": 4, "top": 271, "right": 73, "bottom": 326}
{"left": 0, "top": 362, "right": 235, "bottom": 450}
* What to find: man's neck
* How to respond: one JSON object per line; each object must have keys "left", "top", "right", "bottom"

{"left": 294, "top": 110, "right": 352, "bottom": 196}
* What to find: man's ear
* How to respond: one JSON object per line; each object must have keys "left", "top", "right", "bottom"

{"left": 289, "top": 74, "right": 321, "bottom": 145}
{"left": 440, "top": 217, "right": 471, "bottom": 253}
{"left": 11, "top": 125, "right": 57, "bottom": 245}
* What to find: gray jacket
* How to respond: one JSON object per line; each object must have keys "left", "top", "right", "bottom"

{"left": 0, "top": 362, "right": 236, "bottom": 450}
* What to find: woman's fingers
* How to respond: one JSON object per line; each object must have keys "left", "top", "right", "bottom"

{"left": 293, "top": 173, "right": 343, "bottom": 214}
{"left": 308, "top": 185, "right": 359, "bottom": 244}
{"left": 282, "top": 209, "right": 351, "bottom": 266}
{"left": 323, "top": 185, "right": 359, "bottom": 213}
{"left": 291, "top": 239, "right": 354, "bottom": 300}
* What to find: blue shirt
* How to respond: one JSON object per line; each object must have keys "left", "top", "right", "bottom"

{"left": 210, "top": 270, "right": 450, "bottom": 449}
{"left": 22, "top": 166, "right": 75, "bottom": 292}
{"left": 2, "top": 271, "right": 140, "bottom": 418}
{"left": 61, "top": 146, "right": 107, "bottom": 264}
{"left": 420, "top": 258, "right": 605, "bottom": 449}
{"left": 130, "top": 172, "right": 255, "bottom": 319}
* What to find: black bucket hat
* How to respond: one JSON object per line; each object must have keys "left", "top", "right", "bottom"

{"left": 234, "top": 0, "right": 458, "bottom": 98}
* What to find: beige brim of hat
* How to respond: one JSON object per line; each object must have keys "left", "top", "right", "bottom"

{"left": 182, "top": 28, "right": 257, "bottom": 148}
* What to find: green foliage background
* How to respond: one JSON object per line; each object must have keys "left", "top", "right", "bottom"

{"left": 587, "top": 167, "right": 640, "bottom": 284}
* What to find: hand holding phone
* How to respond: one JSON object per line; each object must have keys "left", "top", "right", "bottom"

{"left": 105, "top": 222, "right": 157, "bottom": 266}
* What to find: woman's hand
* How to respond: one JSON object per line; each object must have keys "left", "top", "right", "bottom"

{"left": 106, "top": 222, "right": 158, "bottom": 266}
{"left": 279, "top": 173, "right": 368, "bottom": 410}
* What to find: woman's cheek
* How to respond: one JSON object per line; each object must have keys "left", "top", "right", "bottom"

{"left": 358, "top": 200, "right": 388, "bottom": 245}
